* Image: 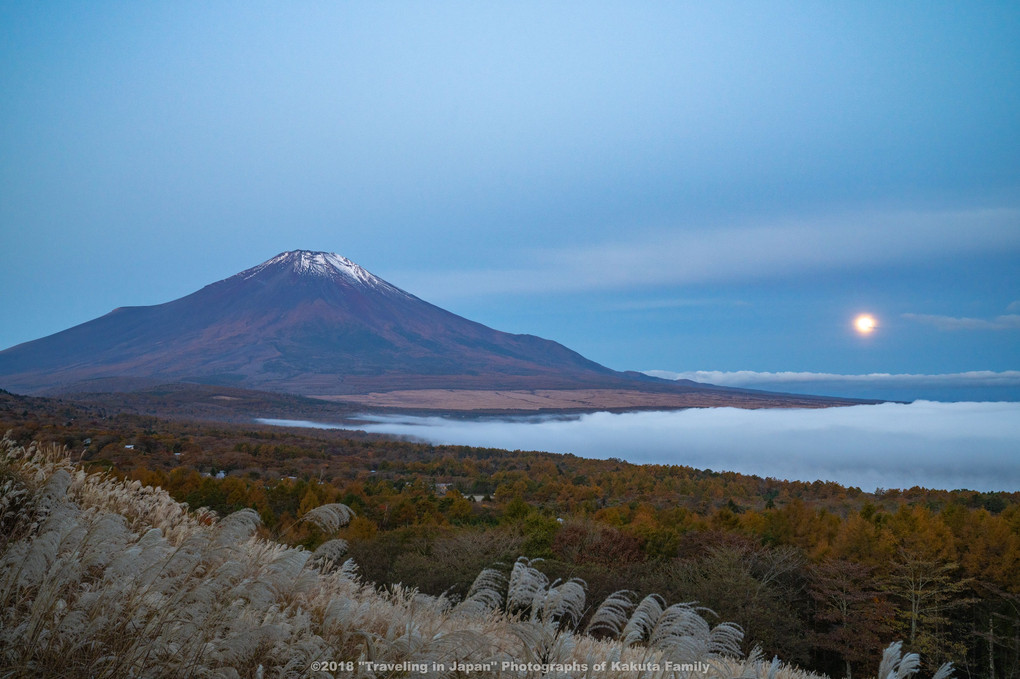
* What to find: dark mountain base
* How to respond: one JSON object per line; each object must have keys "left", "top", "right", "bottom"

{"left": 321, "top": 386, "right": 871, "bottom": 412}
{"left": 37, "top": 379, "right": 876, "bottom": 426}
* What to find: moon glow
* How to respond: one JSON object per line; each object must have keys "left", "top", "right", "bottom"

{"left": 854, "top": 314, "right": 877, "bottom": 334}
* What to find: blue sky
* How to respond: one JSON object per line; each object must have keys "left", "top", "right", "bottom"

{"left": 2, "top": 2, "right": 1018, "bottom": 390}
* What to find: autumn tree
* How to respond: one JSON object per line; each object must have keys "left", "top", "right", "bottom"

{"left": 809, "top": 558, "right": 893, "bottom": 678}
{"left": 668, "top": 534, "right": 810, "bottom": 664}
{"left": 888, "top": 549, "right": 972, "bottom": 671}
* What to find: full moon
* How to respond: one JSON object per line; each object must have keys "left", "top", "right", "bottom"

{"left": 854, "top": 314, "right": 877, "bottom": 334}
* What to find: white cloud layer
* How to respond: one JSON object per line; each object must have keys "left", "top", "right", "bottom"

{"left": 261, "top": 401, "right": 1020, "bottom": 492}
{"left": 396, "top": 206, "right": 1020, "bottom": 297}
{"left": 647, "top": 369, "right": 1020, "bottom": 403}
{"left": 648, "top": 369, "right": 1020, "bottom": 388}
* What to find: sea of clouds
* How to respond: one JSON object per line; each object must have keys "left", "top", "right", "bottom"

{"left": 261, "top": 400, "right": 1020, "bottom": 493}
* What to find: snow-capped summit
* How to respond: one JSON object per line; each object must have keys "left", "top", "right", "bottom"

{"left": 237, "top": 250, "right": 404, "bottom": 294}
{"left": 252, "top": 251, "right": 368, "bottom": 280}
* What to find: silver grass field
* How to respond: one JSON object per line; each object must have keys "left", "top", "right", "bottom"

{"left": 0, "top": 437, "right": 951, "bottom": 679}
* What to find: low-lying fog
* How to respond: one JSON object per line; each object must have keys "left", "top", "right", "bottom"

{"left": 260, "top": 401, "right": 1020, "bottom": 493}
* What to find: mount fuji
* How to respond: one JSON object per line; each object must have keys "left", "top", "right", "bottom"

{"left": 0, "top": 251, "right": 854, "bottom": 410}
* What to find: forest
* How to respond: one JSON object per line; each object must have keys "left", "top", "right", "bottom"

{"left": 2, "top": 389, "right": 1018, "bottom": 678}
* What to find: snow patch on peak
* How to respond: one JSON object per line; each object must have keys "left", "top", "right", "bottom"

{"left": 284, "top": 250, "right": 373, "bottom": 283}
{"left": 237, "top": 250, "right": 409, "bottom": 296}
